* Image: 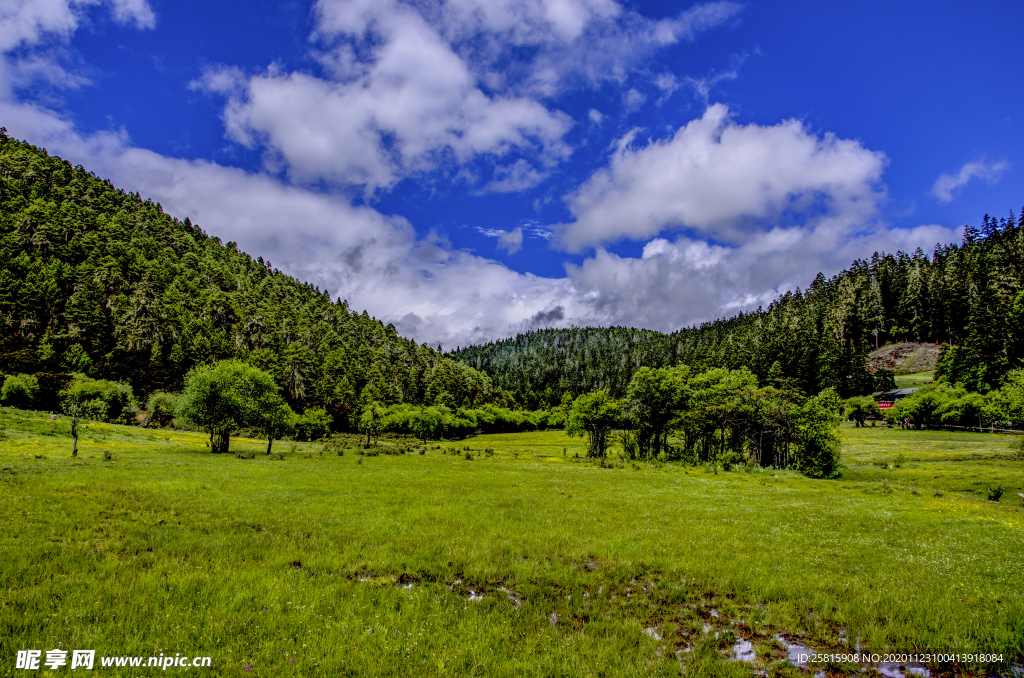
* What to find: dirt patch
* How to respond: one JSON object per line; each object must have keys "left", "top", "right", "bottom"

{"left": 870, "top": 343, "right": 940, "bottom": 375}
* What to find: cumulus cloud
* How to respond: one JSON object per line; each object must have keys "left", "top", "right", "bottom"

{"left": 477, "top": 226, "right": 525, "bottom": 254}
{"left": 195, "top": 0, "right": 741, "bottom": 191}
{"left": 557, "top": 104, "right": 887, "bottom": 250}
{"left": 0, "top": 0, "right": 154, "bottom": 94}
{"left": 565, "top": 221, "right": 961, "bottom": 330}
{"left": 484, "top": 159, "right": 548, "bottom": 193}
{"left": 931, "top": 159, "right": 1009, "bottom": 203}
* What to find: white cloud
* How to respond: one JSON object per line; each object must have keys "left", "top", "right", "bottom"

{"left": 558, "top": 103, "right": 887, "bottom": 250}
{"left": 565, "top": 221, "right": 961, "bottom": 331}
{"left": 931, "top": 159, "right": 1009, "bottom": 203}
{"left": 685, "top": 68, "right": 736, "bottom": 103}
{"left": 587, "top": 108, "right": 604, "bottom": 124}
{"left": 477, "top": 225, "right": 525, "bottom": 254}
{"left": 202, "top": 13, "right": 573, "bottom": 191}
{"left": 0, "top": 0, "right": 154, "bottom": 50}
{"left": 623, "top": 87, "right": 646, "bottom": 111}
{"left": 484, "top": 158, "right": 548, "bottom": 193}
{"left": 195, "top": 0, "right": 741, "bottom": 191}
{"left": 0, "top": 0, "right": 154, "bottom": 95}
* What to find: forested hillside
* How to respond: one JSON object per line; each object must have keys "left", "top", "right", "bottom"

{"left": 0, "top": 130, "right": 493, "bottom": 419}
{"left": 454, "top": 209, "right": 1024, "bottom": 403}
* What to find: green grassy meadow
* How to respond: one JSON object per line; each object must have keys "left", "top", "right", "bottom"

{"left": 2, "top": 410, "right": 1022, "bottom": 677}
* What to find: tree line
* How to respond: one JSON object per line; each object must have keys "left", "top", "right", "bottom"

{"left": 564, "top": 365, "right": 843, "bottom": 478}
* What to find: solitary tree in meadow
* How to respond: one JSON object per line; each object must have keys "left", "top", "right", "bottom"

{"left": 566, "top": 390, "right": 621, "bottom": 458}
{"left": 261, "top": 399, "right": 295, "bottom": 455}
{"left": 61, "top": 390, "right": 86, "bottom": 458}
{"left": 176, "top": 360, "right": 281, "bottom": 454}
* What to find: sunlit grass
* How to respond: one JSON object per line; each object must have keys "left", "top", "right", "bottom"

{"left": 1, "top": 410, "right": 1021, "bottom": 676}
{"left": 895, "top": 370, "right": 935, "bottom": 388}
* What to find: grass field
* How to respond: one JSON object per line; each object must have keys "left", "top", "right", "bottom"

{"left": 895, "top": 371, "right": 935, "bottom": 388}
{"left": 2, "top": 409, "right": 1022, "bottom": 677}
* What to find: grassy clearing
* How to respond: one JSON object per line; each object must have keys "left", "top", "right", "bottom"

{"left": 895, "top": 371, "right": 936, "bottom": 388}
{"left": 1, "top": 410, "right": 1022, "bottom": 677}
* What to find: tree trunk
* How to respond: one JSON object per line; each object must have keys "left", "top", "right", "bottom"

{"left": 266, "top": 436, "right": 274, "bottom": 455}
{"left": 211, "top": 430, "right": 230, "bottom": 454}
{"left": 71, "top": 418, "right": 78, "bottom": 458}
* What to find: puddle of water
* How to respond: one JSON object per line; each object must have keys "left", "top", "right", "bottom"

{"left": 498, "top": 586, "right": 521, "bottom": 606}
{"left": 644, "top": 626, "right": 662, "bottom": 641}
{"left": 732, "top": 640, "right": 756, "bottom": 663}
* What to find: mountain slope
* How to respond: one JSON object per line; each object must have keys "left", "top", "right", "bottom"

{"left": 0, "top": 130, "right": 491, "bottom": 418}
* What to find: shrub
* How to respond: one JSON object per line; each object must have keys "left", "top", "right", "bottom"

{"left": 1, "top": 374, "right": 39, "bottom": 409}
{"left": 793, "top": 391, "right": 842, "bottom": 478}
{"left": 60, "top": 374, "right": 135, "bottom": 424}
{"left": 146, "top": 391, "right": 181, "bottom": 427}
{"left": 295, "top": 407, "right": 332, "bottom": 441}
{"left": 988, "top": 486, "right": 1004, "bottom": 502}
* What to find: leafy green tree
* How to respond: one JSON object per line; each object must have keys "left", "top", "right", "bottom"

{"left": 1, "top": 373, "right": 38, "bottom": 409}
{"left": 566, "top": 390, "right": 621, "bottom": 458}
{"left": 61, "top": 388, "right": 86, "bottom": 458}
{"left": 175, "top": 360, "right": 280, "bottom": 454}
{"left": 60, "top": 375, "right": 135, "bottom": 424}
{"left": 886, "top": 385, "right": 960, "bottom": 429}
{"left": 412, "top": 406, "right": 443, "bottom": 444}
{"left": 359, "top": 402, "right": 387, "bottom": 447}
{"left": 625, "top": 366, "right": 688, "bottom": 458}
{"left": 793, "top": 391, "right": 842, "bottom": 478}
{"left": 845, "top": 396, "right": 880, "bottom": 427}
{"left": 295, "top": 407, "right": 331, "bottom": 441}
{"left": 144, "top": 391, "right": 180, "bottom": 427}
{"left": 261, "top": 399, "right": 295, "bottom": 454}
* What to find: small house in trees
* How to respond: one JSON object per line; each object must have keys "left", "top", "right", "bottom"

{"left": 874, "top": 388, "right": 918, "bottom": 410}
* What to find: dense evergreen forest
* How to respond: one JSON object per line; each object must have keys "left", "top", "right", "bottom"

{"left": 453, "top": 211, "right": 1024, "bottom": 405}
{"left": 0, "top": 130, "right": 496, "bottom": 423}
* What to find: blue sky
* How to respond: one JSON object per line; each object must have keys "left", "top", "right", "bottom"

{"left": 1, "top": 0, "right": 1021, "bottom": 346}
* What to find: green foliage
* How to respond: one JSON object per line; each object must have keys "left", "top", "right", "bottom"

{"left": 60, "top": 374, "right": 134, "bottom": 424}
{"left": 845, "top": 396, "right": 881, "bottom": 427}
{"left": 175, "top": 359, "right": 281, "bottom": 453}
{"left": 144, "top": 391, "right": 180, "bottom": 427}
{"left": 624, "top": 366, "right": 688, "bottom": 459}
{"left": 793, "top": 391, "right": 842, "bottom": 478}
{"left": 295, "top": 407, "right": 332, "bottom": 441}
{"left": 1, "top": 373, "right": 38, "bottom": 409}
{"left": 566, "top": 390, "right": 622, "bottom": 458}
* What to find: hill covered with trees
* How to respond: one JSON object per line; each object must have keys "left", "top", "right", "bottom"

{"left": 0, "top": 130, "right": 495, "bottom": 421}
{"left": 452, "top": 211, "right": 1024, "bottom": 405}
